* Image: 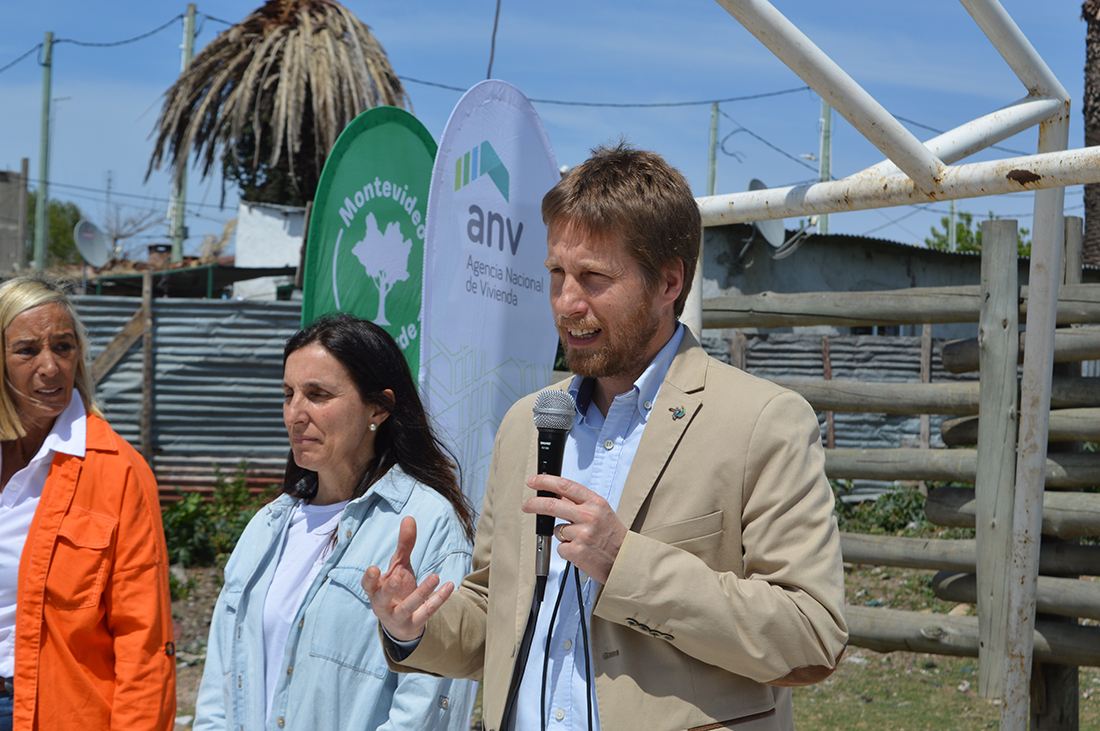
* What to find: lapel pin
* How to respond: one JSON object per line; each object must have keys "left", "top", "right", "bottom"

{"left": 669, "top": 406, "right": 686, "bottom": 420}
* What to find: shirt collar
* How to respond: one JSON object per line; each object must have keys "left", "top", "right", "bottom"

{"left": 37, "top": 389, "right": 87, "bottom": 461}
{"left": 351, "top": 463, "right": 414, "bottom": 513}
{"left": 568, "top": 322, "right": 685, "bottom": 422}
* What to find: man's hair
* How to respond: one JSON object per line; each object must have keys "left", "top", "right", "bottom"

{"left": 0, "top": 275, "right": 101, "bottom": 440}
{"left": 541, "top": 141, "right": 701, "bottom": 317}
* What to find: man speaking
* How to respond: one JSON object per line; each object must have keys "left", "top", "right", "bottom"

{"left": 363, "top": 142, "right": 848, "bottom": 731}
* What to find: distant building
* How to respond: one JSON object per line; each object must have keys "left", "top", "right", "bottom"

{"left": 231, "top": 200, "right": 306, "bottom": 301}
{"left": 0, "top": 166, "right": 28, "bottom": 275}
{"left": 702, "top": 223, "right": 1100, "bottom": 341}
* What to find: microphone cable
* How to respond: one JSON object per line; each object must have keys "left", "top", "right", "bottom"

{"left": 539, "top": 561, "right": 594, "bottom": 731}
{"left": 572, "top": 565, "right": 594, "bottom": 731}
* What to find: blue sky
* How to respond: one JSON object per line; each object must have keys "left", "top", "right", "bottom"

{"left": 0, "top": 1, "right": 1089, "bottom": 257}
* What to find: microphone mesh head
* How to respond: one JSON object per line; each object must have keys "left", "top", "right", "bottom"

{"left": 532, "top": 389, "right": 577, "bottom": 431}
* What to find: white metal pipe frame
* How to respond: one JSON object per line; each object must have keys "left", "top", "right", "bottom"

{"left": 701, "top": 1, "right": 1099, "bottom": 728}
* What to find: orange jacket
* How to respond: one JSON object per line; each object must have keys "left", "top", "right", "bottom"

{"left": 13, "top": 414, "right": 176, "bottom": 730}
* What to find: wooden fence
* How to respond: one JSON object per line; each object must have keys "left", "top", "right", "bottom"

{"left": 704, "top": 217, "right": 1099, "bottom": 728}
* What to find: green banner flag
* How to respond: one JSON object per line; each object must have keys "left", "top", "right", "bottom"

{"left": 302, "top": 107, "right": 436, "bottom": 379}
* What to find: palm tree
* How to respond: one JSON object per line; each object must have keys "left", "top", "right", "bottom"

{"left": 147, "top": 0, "right": 409, "bottom": 207}
{"left": 1083, "top": 1, "right": 1100, "bottom": 265}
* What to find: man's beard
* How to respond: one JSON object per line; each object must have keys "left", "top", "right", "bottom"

{"left": 558, "top": 306, "right": 661, "bottom": 381}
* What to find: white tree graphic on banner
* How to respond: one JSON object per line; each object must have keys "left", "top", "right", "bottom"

{"left": 352, "top": 213, "right": 412, "bottom": 325}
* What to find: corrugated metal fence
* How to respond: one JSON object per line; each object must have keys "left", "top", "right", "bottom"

{"left": 76, "top": 296, "right": 300, "bottom": 498}
{"left": 74, "top": 296, "right": 992, "bottom": 501}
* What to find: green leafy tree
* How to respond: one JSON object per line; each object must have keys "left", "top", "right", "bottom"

{"left": 26, "top": 191, "right": 83, "bottom": 267}
{"left": 924, "top": 210, "right": 1031, "bottom": 257}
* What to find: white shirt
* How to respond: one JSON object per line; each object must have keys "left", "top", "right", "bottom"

{"left": 0, "top": 390, "right": 87, "bottom": 678}
{"left": 261, "top": 498, "right": 348, "bottom": 724}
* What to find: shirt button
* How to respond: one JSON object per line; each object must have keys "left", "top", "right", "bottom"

{"left": 346, "top": 529, "right": 352, "bottom": 539}
{"left": 603, "top": 439, "right": 614, "bottom": 450}
{"left": 643, "top": 400, "right": 652, "bottom": 410}
{"left": 277, "top": 718, "right": 285, "bottom": 727}
{"left": 286, "top": 666, "right": 293, "bottom": 675}
{"left": 563, "top": 640, "right": 572, "bottom": 650}
{"left": 555, "top": 709, "right": 565, "bottom": 721}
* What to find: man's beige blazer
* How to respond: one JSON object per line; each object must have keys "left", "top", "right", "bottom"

{"left": 387, "top": 332, "right": 848, "bottom": 731}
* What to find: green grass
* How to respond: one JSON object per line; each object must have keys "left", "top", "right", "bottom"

{"left": 794, "top": 648, "right": 1100, "bottom": 730}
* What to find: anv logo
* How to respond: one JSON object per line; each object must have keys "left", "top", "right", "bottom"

{"left": 454, "top": 141, "right": 510, "bottom": 202}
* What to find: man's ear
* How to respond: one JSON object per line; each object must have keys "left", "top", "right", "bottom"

{"left": 656, "top": 259, "right": 685, "bottom": 311}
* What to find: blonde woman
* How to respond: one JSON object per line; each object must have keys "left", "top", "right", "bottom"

{"left": 0, "top": 275, "right": 175, "bottom": 731}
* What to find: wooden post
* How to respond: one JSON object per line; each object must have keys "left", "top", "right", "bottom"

{"left": 89, "top": 304, "right": 146, "bottom": 385}
{"left": 975, "top": 219, "right": 1019, "bottom": 699}
{"left": 919, "top": 323, "right": 932, "bottom": 494}
{"left": 919, "top": 324, "right": 932, "bottom": 449}
{"left": 140, "top": 272, "right": 154, "bottom": 467}
{"left": 1031, "top": 217, "right": 1085, "bottom": 731}
{"left": 730, "top": 330, "right": 746, "bottom": 370}
{"left": 16, "top": 158, "right": 28, "bottom": 272}
{"left": 295, "top": 201, "right": 311, "bottom": 291}
{"left": 822, "top": 337, "right": 835, "bottom": 450}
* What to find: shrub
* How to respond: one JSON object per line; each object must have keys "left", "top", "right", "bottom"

{"left": 833, "top": 481, "right": 933, "bottom": 535}
{"left": 833, "top": 480, "right": 975, "bottom": 538}
{"left": 162, "top": 461, "right": 277, "bottom": 566}
{"left": 168, "top": 570, "right": 196, "bottom": 601}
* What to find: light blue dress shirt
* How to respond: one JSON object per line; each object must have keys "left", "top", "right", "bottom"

{"left": 514, "top": 324, "right": 685, "bottom": 731}
{"left": 193, "top": 465, "right": 474, "bottom": 731}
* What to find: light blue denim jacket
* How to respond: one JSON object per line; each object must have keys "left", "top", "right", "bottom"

{"left": 193, "top": 466, "right": 474, "bottom": 731}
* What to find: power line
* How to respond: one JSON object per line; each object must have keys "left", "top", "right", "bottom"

{"left": 0, "top": 15, "right": 184, "bottom": 77}
{"left": 202, "top": 14, "right": 235, "bottom": 27}
{"left": 861, "top": 203, "right": 938, "bottom": 237}
{"left": 29, "top": 177, "right": 235, "bottom": 212}
{"left": 0, "top": 44, "right": 41, "bottom": 75}
{"left": 718, "top": 109, "right": 819, "bottom": 173}
{"left": 531, "top": 85, "right": 814, "bottom": 109}
{"left": 400, "top": 76, "right": 813, "bottom": 108}
{"left": 894, "top": 114, "right": 1029, "bottom": 157}
{"left": 54, "top": 15, "right": 183, "bottom": 48}
{"left": 486, "top": 0, "right": 502, "bottom": 80}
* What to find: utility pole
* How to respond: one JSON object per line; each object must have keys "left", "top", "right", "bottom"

{"left": 169, "top": 4, "right": 196, "bottom": 264}
{"left": 949, "top": 199, "right": 958, "bottom": 252}
{"left": 33, "top": 31, "right": 53, "bottom": 269}
{"left": 818, "top": 99, "right": 832, "bottom": 235}
{"left": 707, "top": 102, "right": 719, "bottom": 197}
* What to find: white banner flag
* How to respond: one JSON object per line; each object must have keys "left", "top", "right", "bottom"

{"left": 421, "top": 80, "right": 561, "bottom": 513}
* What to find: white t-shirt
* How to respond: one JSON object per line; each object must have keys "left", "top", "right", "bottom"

{"left": 262, "top": 499, "right": 348, "bottom": 723}
{"left": 0, "top": 391, "right": 87, "bottom": 678}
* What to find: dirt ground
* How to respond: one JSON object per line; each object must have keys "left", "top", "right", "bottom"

{"left": 171, "top": 567, "right": 223, "bottom": 728}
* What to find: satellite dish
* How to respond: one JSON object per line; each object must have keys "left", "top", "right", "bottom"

{"left": 73, "top": 219, "right": 111, "bottom": 269}
{"left": 747, "top": 179, "right": 786, "bottom": 249}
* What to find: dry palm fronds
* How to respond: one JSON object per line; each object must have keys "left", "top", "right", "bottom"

{"left": 146, "top": 0, "right": 408, "bottom": 198}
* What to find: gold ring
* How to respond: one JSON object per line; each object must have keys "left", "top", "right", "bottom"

{"left": 555, "top": 523, "right": 567, "bottom": 542}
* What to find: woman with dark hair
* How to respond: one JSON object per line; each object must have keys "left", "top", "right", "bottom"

{"left": 194, "top": 313, "right": 475, "bottom": 731}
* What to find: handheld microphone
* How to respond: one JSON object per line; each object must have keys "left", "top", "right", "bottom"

{"left": 531, "top": 389, "right": 576, "bottom": 602}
